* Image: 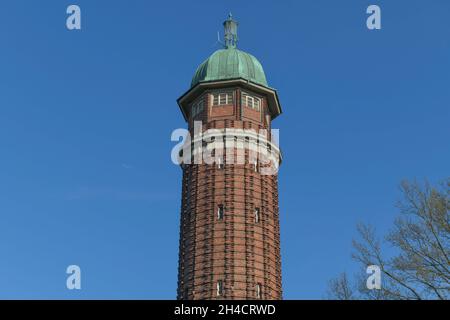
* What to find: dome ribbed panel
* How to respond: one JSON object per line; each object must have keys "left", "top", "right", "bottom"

{"left": 191, "top": 48, "right": 268, "bottom": 88}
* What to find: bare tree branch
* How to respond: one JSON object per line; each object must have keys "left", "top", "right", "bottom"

{"left": 327, "top": 178, "right": 450, "bottom": 300}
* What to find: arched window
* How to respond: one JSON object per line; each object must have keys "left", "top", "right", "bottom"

{"left": 242, "top": 92, "right": 261, "bottom": 111}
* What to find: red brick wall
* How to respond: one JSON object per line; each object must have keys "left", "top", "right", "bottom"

{"left": 178, "top": 87, "right": 282, "bottom": 300}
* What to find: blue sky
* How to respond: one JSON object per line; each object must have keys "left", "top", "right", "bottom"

{"left": 0, "top": 0, "right": 448, "bottom": 299}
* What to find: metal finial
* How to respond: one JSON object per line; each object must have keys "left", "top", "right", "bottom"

{"left": 223, "top": 13, "right": 238, "bottom": 49}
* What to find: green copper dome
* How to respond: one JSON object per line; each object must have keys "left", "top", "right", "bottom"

{"left": 179, "top": 15, "right": 282, "bottom": 122}
{"left": 191, "top": 48, "right": 268, "bottom": 88}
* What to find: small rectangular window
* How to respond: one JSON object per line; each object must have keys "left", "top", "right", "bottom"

{"left": 217, "top": 205, "right": 224, "bottom": 220}
{"left": 217, "top": 280, "right": 223, "bottom": 296}
{"left": 254, "top": 208, "right": 260, "bottom": 223}
{"left": 227, "top": 92, "right": 233, "bottom": 104}
{"left": 256, "top": 283, "right": 261, "bottom": 299}
{"left": 247, "top": 96, "right": 254, "bottom": 108}
{"left": 212, "top": 91, "right": 233, "bottom": 106}
{"left": 254, "top": 98, "right": 261, "bottom": 111}
{"left": 219, "top": 93, "right": 227, "bottom": 105}
{"left": 191, "top": 99, "right": 204, "bottom": 117}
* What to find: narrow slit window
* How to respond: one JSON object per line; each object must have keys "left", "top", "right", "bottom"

{"left": 217, "top": 205, "right": 224, "bottom": 220}
{"left": 217, "top": 280, "right": 223, "bottom": 296}
{"left": 256, "top": 283, "right": 261, "bottom": 299}
{"left": 254, "top": 208, "right": 260, "bottom": 223}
